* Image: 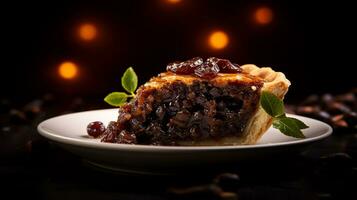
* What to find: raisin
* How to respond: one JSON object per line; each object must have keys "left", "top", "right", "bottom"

{"left": 166, "top": 61, "right": 182, "bottom": 73}
{"left": 167, "top": 57, "right": 203, "bottom": 74}
{"left": 117, "top": 112, "right": 131, "bottom": 124}
{"left": 167, "top": 57, "right": 241, "bottom": 78}
{"left": 87, "top": 121, "right": 106, "bottom": 138}
{"left": 207, "top": 57, "right": 241, "bottom": 73}
{"left": 129, "top": 118, "right": 145, "bottom": 132}
{"left": 118, "top": 130, "right": 137, "bottom": 144}
{"left": 194, "top": 61, "right": 219, "bottom": 79}
{"left": 101, "top": 121, "right": 120, "bottom": 142}
{"left": 217, "top": 60, "right": 241, "bottom": 73}
{"left": 146, "top": 122, "right": 165, "bottom": 136}
{"left": 170, "top": 110, "right": 191, "bottom": 127}
{"left": 155, "top": 106, "right": 165, "bottom": 120}
{"left": 189, "top": 126, "right": 201, "bottom": 139}
{"left": 121, "top": 104, "right": 132, "bottom": 113}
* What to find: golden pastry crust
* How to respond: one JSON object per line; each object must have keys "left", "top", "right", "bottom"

{"left": 178, "top": 64, "right": 290, "bottom": 146}
{"left": 144, "top": 71, "right": 262, "bottom": 89}
{"left": 239, "top": 64, "right": 290, "bottom": 144}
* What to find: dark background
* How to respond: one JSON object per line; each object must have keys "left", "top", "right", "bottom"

{"left": 2, "top": 0, "right": 350, "bottom": 104}
{"left": 1, "top": 1, "right": 357, "bottom": 200}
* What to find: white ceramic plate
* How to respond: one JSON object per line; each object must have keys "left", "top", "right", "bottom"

{"left": 38, "top": 109, "right": 332, "bottom": 174}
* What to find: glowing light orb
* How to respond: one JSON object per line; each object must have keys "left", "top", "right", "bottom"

{"left": 166, "top": 0, "right": 181, "bottom": 4}
{"left": 209, "top": 31, "right": 229, "bottom": 50}
{"left": 78, "top": 23, "right": 97, "bottom": 41}
{"left": 254, "top": 7, "right": 273, "bottom": 25}
{"left": 58, "top": 61, "right": 78, "bottom": 79}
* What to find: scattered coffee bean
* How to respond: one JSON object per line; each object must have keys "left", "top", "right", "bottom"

{"left": 301, "top": 94, "right": 319, "bottom": 105}
{"left": 168, "top": 184, "right": 226, "bottom": 199}
{"left": 316, "top": 111, "right": 331, "bottom": 121}
{"left": 344, "top": 112, "right": 357, "bottom": 127}
{"left": 326, "top": 102, "right": 351, "bottom": 114}
{"left": 290, "top": 90, "right": 357, "bottom": 134}
{"left": 320, "top": 153, "right": 353, "bottom": 169}
{"left": 213, "top": 173, "right": 240, "bottom": 192}
{"left": 1, "top": 126, "right": 11, "bottom": 132}
{"left": 296, "top": 106, "right": 321, "bottom": 117}
{"left": 331, "top": 114, "right": 344, "bottom": 122}
{"left": 9, "top": 109, "right": 27, "bottom": 123}
{"left": 332, "top": 119, "right": 348, "bottom": 128}
{"left": 24, "top": 99, "right": 43, "bottom": 118}
{"left": 322, "top": 93, "right": 334, "bottom": 104}
{"left": 335, "top": 93, "right": 355, "bottom": 106}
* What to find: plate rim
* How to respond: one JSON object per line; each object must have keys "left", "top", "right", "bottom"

{"left": 37, "top": 109, "right": 333, "bottom": 152}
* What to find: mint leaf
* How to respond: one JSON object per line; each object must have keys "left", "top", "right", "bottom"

{"left": 104, "top": 67, "right": 139, "bottom": 107}
{"left": 260, "top": 91, "right": 285, "bottom": 117}
{"left": 104, "top": 92, "right": 128, "bottom": 107}
{"left": 121, "top": 67, "right": 138, "bottom": 94}
{"left": 260, "top": 91, "right": 308, "bottom": 138}
{"left": 273, "top": 117, "right": 306, "bottom": 138}
{"left": 286, "top": 117, "right": 309, "bottom": 129}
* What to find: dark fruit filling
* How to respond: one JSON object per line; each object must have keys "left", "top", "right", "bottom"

{"left": 99, "top": 80, "right": 262, "bottom": 145}
{"left": 167, "top": 57, "right": 241, "bottom": 78}
{"left": 87, "top": 57, "right": 262, "bottom": 145}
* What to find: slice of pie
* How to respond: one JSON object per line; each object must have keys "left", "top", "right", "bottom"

{"left": 101, "top": 57, "right": 290, "bottom": 145}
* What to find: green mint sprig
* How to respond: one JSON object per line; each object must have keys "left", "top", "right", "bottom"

{"left": 260, "top": 91, "right": 309, "bottom": 138}
{"left": 104, "top": 67, "right": 138, "bottom": 106}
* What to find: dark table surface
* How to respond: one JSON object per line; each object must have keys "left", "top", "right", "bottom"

{"left": 1, "top": 94, "right": 357, "bottom": 200}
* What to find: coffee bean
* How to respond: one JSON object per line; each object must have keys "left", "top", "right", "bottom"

{"left": 301, "top": 94, "right": 319, "bottom": 105}
{"left": 168, "top": 184, "right": 224, "bottom": 198}
{"left": 336, "top": 93, "right": 355, "bottom": 105}
{"left": 9, "top": 109, "right": 27, "bottom": 123}
{"left": 1, "top": 126, "right": 11, "bottom": 132}
{"left": 296, "top": 106, "right": 321, "bottom": 115}
{"left": 332, "top": 119, "right": 348, "bottom": 128}
{"left": 320, "top": 153, "right": 353, "bottom": 169}
{"left": 213, "top": 173, "right": 240, "bottom": 192}
{"left": 316, "top": 111, "right": 331, "bottom": 121}
{"left": 322, "top": 93, "right": 334, "bottom": 104}
{"left": 326, "top": 102, "right": 351, "bottom": 114}
{"left": 315, "top": 153, "right": 354, "bottom": 181}
{"left": 344, "top": 112, "right": 357, "bottom": 127}
{"left": 331, "top": 114, "right": 344, "bottom": 122}
{"left": 349, "top": 88, "right": 357, "bottom": 95}
{"left": 24, "top": 99, "right": 43, "bottom": 118}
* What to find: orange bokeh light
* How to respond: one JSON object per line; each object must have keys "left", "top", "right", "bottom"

{"left": 254, "top": 7, "right": 273, "bottom": 25}
{"left": 78, "top": 23, "right": 97, "bottom": 41}
{"left": 166, "top": 0, "right": 181, "bottom": 4}
{"left": 58, "top": 61, "right": 78, "bottom": 80}
{"left": 208, "top": 31, "right": 229, "bottom": 50}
